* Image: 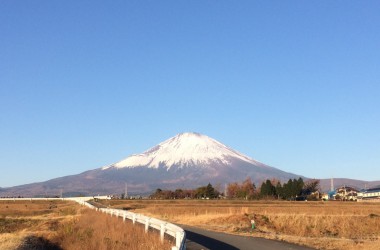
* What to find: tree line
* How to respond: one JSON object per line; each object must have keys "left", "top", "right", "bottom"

{"left": 149, "top": 178, "right": 320, "bottom": 200}
{"left": 150, "top": 183, "right": 220, "bottom": 199}
{"left": 227, "top": 177, "right": 320, "bottom": 200}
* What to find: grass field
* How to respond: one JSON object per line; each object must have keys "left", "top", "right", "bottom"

{"left": 0, "top": 200, "right": 172, "bottom": 250}
{"left": 98, "top": 199, "right": 380, "bottom": 250}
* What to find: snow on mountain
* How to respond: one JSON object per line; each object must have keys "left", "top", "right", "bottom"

{"left": 102, "top": 132, "right": 265, "bottom": 170}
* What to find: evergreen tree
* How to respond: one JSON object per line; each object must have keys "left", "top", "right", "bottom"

{"left": 206, "top": 183, "right": 217, "bottom": 198}
{"left": 260, "top": 179, "right": 276, "bottom": 197}
{"left": 275, "top": 182, "right": 283, "bottom": 199}
{"left": 283, "top": 179, "right": 293, "bottom": 199}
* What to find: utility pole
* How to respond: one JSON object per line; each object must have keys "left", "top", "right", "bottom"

{"left": 125, "top": 182, "right": 128, "bottom": 199}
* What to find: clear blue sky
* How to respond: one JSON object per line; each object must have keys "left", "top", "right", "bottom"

{"left": 1, "top": 1, "right": 379, "bottom": 187}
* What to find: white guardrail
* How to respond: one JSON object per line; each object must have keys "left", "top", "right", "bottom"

{"left": 0, "top": 197, "right": 186, "bottom": 250}
{"left": 0, "top": 196, "right": 108, "bottom": 202}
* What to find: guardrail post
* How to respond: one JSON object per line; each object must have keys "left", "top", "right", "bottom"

{"left": 160, "top": 223, "right": 165, "bottom": 242}
{"left": 110, "top": 211, "right": 113, "bottom": 217}
{"left": 133, "top": 214, "right": 136, "bottom": 224}
{"left": 123, "top": 214, "right": 126, "bottom": 222}
{"left": 176, "top": 231, "right": 181, "bottom": 249}
{"left": 145, "top": 218, "right": 150, "bottom": 233}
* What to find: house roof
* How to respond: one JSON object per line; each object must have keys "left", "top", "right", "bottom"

{"left": 336, "top": 186, "right": 359, "bottom": 192}
{"left": 366, "top": 188, "right": 380, "bottom": 193}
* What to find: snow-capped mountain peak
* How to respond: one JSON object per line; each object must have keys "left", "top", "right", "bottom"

{"left": 102, "top": 132, "right": 262, "bottom": 170}
{"left": 1, "top": 132, "right": 303, "bottom": 197}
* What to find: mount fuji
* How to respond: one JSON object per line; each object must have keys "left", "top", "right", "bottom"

{"left": 0, "top": 132, "right": 302, "bottom": 197}
{"left": 103, "top": 132, "right": 272, "bottom": 171}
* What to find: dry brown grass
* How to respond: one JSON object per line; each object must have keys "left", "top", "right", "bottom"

{"left": 100, "top": 199, "right": 380, "bottom": 250}
{"left": 0, "top": 232, "right": 28, "bottom": 250}
{"left": 53, "top": 209, "right": 173, "bottom": 250}
{"left": 0, "top": 200, "right": 173, "bottom": 250}
{"left": 0, "top": 200, "right": 75, "bottom": 249}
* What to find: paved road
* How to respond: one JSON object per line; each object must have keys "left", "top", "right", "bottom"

{"left": 87, "top": 200, "right": 108, "bottom": 208}
{"left": 182, "top": 225, "right": 315, "bottom": 250}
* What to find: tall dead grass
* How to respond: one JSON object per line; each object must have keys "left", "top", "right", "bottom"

{"left": 0, "top": 200, "right": 173, "bottom": 250}
{"left": 0, "top": 233, "right": 28, "bottom": 250}
{"left": 0, "top": 200, "right": 75, "bottom": 250}
{"left": 53, "top": 208, "right": 173, "bottom": 250}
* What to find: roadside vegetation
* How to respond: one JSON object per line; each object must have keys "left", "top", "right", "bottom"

{"left": 99, "top": 199, "right": 380, "bottom": 250}
{"left": 0, "top": 200, "right": 172, "bottom": 250}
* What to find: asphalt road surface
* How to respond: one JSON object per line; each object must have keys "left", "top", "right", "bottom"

{"left": 182, "top": 225, "right": 315, "bottom": 250}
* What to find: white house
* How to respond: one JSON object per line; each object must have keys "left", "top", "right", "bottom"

{"left": 357, "top": 188, "right": 380, "bottom": 201}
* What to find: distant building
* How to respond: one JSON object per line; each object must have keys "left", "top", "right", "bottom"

{"left": 328, "top": 190, "right": 336, "bottom": 200}
{"left": 333, "top": 186, "right": 358, "bottom": 201}
{"left": 357, "top": 188, "right": 380, "bottom": 201}
{"left": 321, "top": 193, "right": 329, "bottom": 201}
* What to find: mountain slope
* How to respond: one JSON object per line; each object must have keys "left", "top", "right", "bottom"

{"left": 1, "top": 132, "right": 303, "bottom": 197}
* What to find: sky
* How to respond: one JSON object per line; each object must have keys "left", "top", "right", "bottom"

{"left": 1, "top": 1, "right": 379, "bottom": 187}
